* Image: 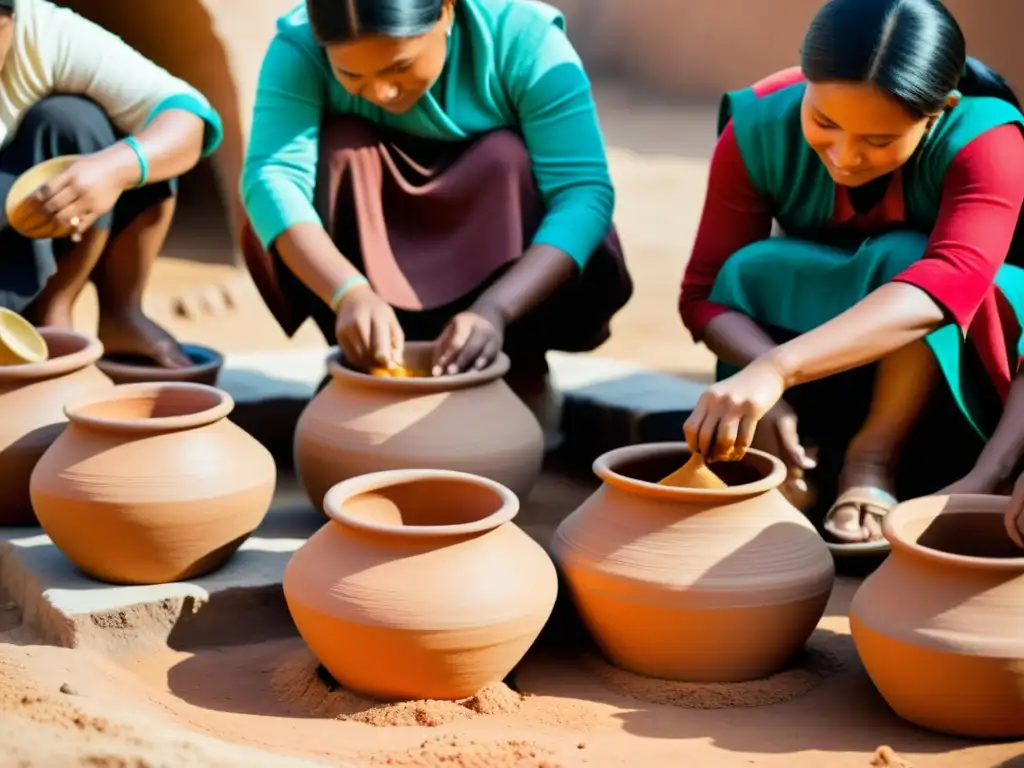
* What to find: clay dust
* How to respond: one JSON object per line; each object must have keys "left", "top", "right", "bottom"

{"left": 583, "top": 629, "right": 844, "bottom": 709}
{"left": 272, "top": 648, "right": 528, "bottom": 726}
{"left": 364, "top": 736, "right": 566, "bottom": 767}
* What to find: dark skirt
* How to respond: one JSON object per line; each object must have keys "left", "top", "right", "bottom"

{"left": 242, "top": 115, "right": 633, "bottom": 361}
{"left": 0, "top": 95, "right": 176, "bottom": 314}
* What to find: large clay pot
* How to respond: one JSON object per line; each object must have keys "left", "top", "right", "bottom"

{"left": 294, "top": 342, "right": 544, "bottom": 510}
{"left": 850, "top": 494, "right": 1024, "bottom": 738}
{"left": 30, "top": 382, "right": 276, "bottom": 584}
{"left": 551, "top": 442, "right": 835, "bottom": 682}
{"left": 283, "top": 468, "right": 558, "bottom": 701}
{"left": 0, "top": 329, "right": 112, "bottom": 526}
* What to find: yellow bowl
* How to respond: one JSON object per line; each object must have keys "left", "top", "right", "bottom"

{"left": 0, "top": 308, "right": 48, "bottom": 365}
{"left": 5, "top": 155, "right": 81, "bottom": 239}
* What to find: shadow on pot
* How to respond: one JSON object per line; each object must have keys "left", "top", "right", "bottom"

{"left": 97, "top": 343, "right": 223, "bottom": 386}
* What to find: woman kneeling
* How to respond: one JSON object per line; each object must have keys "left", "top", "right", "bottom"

{"left": 0, "top": 0, "right": 222, "bottom": 366}
{"left": 680, "top": 0, "right": 1024, "bottom": 553}
{"left": 240, "top": 0, "right": 632, "bottom": 442}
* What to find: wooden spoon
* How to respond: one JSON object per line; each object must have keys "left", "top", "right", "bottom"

{"left": 658, "top": 453, "right": 728, "bottom": 489}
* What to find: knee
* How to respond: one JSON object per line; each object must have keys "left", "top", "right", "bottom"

{"left": 19, "top": 96, "right": 117, "bottom": 150}
{"left": 474, "top": 130, "right": 531, "bottom": 180}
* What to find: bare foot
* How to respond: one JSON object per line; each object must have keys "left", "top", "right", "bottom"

{"left": 823, "top": 449, "right": 897, "bottom": 544}
{"left": 97, "top": 310, "right": 192, "bottom": 369}
{"left": 25, "top": 301, "right": 73, "bottom": 331}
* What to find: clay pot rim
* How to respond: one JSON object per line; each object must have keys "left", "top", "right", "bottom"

{"left": 0, "top": 328, "right": 103, "bottom": 382}
{"left": 327, "top": 341, "right": 511, "bottom": 392}
{"left": 96, "top": 343, "right": 224, "bottom": 381}
{"left": 323, "top": 468, "right": 520, "bottom": 537}
{"left": 64, "top": 381, "right": 235, "bottom": 433}
{"left": 884, "top": 494, "right": 1024, "bottom": 570}
{"left": 593, "top": 442, "right": 787, "bottom": 499}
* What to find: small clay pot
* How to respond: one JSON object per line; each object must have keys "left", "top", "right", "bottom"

{"left": 0, "top": 308, "right": 48, "bottom": 366}
{"left": 294, "top": 342, "right": 544, "bottom": 511}
{"left": 30, "top": 382, "right": 275, "bottom": 584}
{"left": 6, "top": 155, "right": 82, "bottom": 239}
{"left": 551, "top": 442, "right": 835, "bottom": 683}
{"left": 97, "top": 343, "right": 223, "bottom": 386}
{"left": 850, "top": 494, "right": 1024, "bottom": 738}
{"left": 0, "top": 329, "right": 112, "bottom": 526}
{"left": 283, "top": 468, "right": 558, "bottom": 701}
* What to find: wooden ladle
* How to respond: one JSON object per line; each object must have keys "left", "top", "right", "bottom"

{"left": 658, "top": 453, "right": 728, "bottom": 489}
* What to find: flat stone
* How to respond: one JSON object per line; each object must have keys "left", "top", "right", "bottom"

{"left": 0, "top": 476, "right": 324, "bottom": 652}
{"left": 218, "top": 348, "right": 707, "bottom": 464}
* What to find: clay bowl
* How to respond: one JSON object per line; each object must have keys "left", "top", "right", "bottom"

{"left": 6, "top": 155, "right": 81, "bottom": 239}
{"left": 0, "top": 308, "right": 48, "bottom": 366}
{"left": 850, "top": 494, "right": 1024, "bottom": 737}
{"left": 97, "top": 343, "right": 223, "bottom": 386}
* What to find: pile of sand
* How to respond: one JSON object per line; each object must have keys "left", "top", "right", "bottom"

{"left": 364, "top": 735, "right": 565, "bottom": 767}
{"left": 271, "top": 649, "right": 528, "bottom": 726}
{"left": 583, "top": 631, "right": 844, "bottom": 709}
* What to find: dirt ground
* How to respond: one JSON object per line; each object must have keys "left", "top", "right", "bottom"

{"left": 3, "top": 88, "right": 1023, "bottom": 766}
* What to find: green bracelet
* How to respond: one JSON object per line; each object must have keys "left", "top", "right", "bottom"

{"left": 330, "top": 274, "right": 369, "bottom": 311}
{"left": 122, "top": 136, "right": 149, "bottom": 188}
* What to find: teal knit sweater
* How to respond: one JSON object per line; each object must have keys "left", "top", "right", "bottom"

{"left": 241, "top": 0, "right": 614, "bottom": 268}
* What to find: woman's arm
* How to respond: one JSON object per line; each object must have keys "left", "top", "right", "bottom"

{"left": 240, "top": 34, "right": 362, "bottom": 306}
{"left": 42, "top": 1, "right": 221, "bottom": 163}
{"left": 964, "top": 367, "right": 1024, "bottom": 488}
{"left": 763, "top": 125, "right": 1024, "bottom": 388}
{"left": 476, "top": 17, "right": 610, "bottom": 322}
{"left": 680, "top": 122, "right": 776, "bottom": 364}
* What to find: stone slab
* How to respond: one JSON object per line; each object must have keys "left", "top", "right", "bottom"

{"left": 220, "top": 348, "right": 707, "bottom": 464}
{"left": 0, "top": 477, "right": 324, "bottom": 652}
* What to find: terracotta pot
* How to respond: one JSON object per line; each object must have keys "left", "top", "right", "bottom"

{"left": 97, "top": 343, "right": 224, "bottom": 386}
{"left": 283, "top": 468, "right": 557, "bottom": 701}
{"left": 551, "top": 442, "right": 834, "bottom": 682}
{"left": 850, "top": 494, "right": 1024, "bottom": 738}
{"left": 0, "top": 329, "right": 112, "bottom": 526}
{"left": 294, "top": 342, "right": 544, "bottom": 511}
{"left": 30, "top": 382, "right": 275, "bottom": 584}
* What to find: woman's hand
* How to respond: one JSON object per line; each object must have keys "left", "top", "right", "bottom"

{"left": 334, "top": 283, "right": 404, "bottom": 371}
{"left": 757, "top": 399, "right": 816, "bottom": 472}
{"left": 684, "top": 357, "right": 787, "bottom": 461}
{"left": 432, "top": 303, "right": 505, "bottom": 375}
{"left": 33, "top": 153, "right": 128, "bottom": 238}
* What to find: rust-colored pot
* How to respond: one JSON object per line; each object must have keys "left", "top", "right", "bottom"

{"left": 551, "top": 442, "right": 834, "bottom": 682}
{"left": 30, "top": 382, "right": 275, "bottom": 585}
{"left": 294, "top": 342, "right": 544, "bottom": 511}
{"left": 0, "top": 329, "right": 112, "bottom": 526}
{"left": 283, "top": 469, "right": 557, "bottom": 701}
{"left": 851, "top": 494, "right": 1024, "bottom": 738}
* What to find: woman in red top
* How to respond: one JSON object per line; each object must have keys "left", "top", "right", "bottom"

{"left": 680, "top": 0, "right": 1024, "bottom": 554}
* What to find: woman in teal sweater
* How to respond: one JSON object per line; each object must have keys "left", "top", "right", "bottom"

{"left": 240, "top": 0, "right": 632, "bottom": 441}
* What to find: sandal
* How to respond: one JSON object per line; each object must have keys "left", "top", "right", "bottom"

{"left": 822, "top": 486, "right": 897, "bottom": 556}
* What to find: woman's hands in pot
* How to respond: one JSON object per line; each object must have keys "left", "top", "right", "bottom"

{"left": 684, "top": 357, "right": 788, "bottom": 462}
{"left": 431, "top": 303, "right": 505, "bottom": 375}
{"left": 334, "top": 283, "right": 404, "bottom": 370}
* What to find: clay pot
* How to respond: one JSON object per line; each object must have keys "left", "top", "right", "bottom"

{"left": 97, "top": 343, "right": 223, "bottom": 386}
{"left": 29, "top": 382, "right": 275, "bottom": 584}
{"left": 0, "top": 329, "right": 112, "bottom": 526}
{"left": 850, "top": 494, "right": 1024, "bottom": 738}
{"left": 283, "top": 468, "right": 557, "bottom": 701}
{"left": 551, "top": 442, "right": 835, "bottom": 682}
{"left": 294, "top": 342, "right": 544, "bottom": 511}
{"left": 6, "top": 155, "right": 84, "bottom": 239}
